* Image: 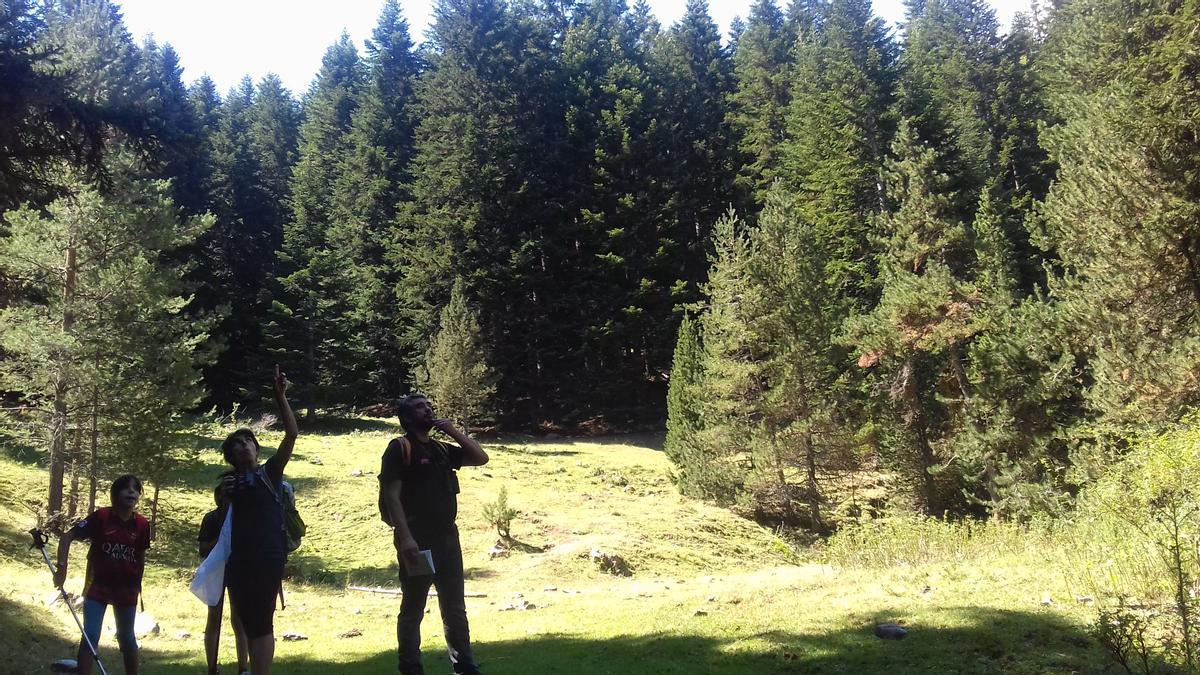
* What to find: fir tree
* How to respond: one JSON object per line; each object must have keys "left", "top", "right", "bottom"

{"left": 778, "top": 0, "right": 897, "bottom": 303}
{"left": 266, "top": 35, "right": 365, "bottom": 416}
{"left": 664, "top": 314, "right": 705, "bottom": 485}
{"left": 693, "top": 210, "right": 760, "bottom": 503}
{"left": 336, "top": 0, "right": 421, "bottom": 400}
{"left": 417, "top": 279, "right": 496, "bottom": 427}
{"left": 727, "top": 0, "right": 791, "bottom": 202}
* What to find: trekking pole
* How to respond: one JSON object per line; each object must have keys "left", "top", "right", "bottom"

{"left": 29, "top": 528, "right": 109, "bottom": 675}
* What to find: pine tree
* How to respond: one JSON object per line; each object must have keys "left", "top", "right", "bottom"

{"left": 844, "top": 120, "right": 978, "bottom": 516}
{"left": 417, "top": 279, "right": 496, "bottom": 427}
{"left": 0, "top": 164, "right": 211, "bottom": 516}
{"left": 747, "top": 192, "right": 862, "bottom": 530}
{"left": 1038, "top": 0, "right": 1200, "bottom": 429}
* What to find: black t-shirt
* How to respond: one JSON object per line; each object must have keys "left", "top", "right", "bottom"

{"left": 378, "top": 436, "right": 464, "bottom": 538}
{"left": 227, "top": 454, "right": 286, "bottom": 564}
{"left": 197, "top": 505, "right": 228, "bottom": 558}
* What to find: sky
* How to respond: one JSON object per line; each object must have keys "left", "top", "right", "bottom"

{"left": 114, "top": 0, "right": 1037, "bottom": 95}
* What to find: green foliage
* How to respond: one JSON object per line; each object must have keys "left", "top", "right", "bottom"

{"left": 0, "top": 164, "right": 213, "bottom": 514}
{"left": 416, "top": 279, "right": 496, "bottom": 427}
{"left": 1062, "top": 419, "right": 1200, "bottom": 672}
{"left": 482, "top": 484, "right": 519, "bottom": 540}
{"left": 1039, "top": 0, "right": 1200, "bottom": 431}
{"left": 664, "top": 315, "right": 705, "bottom": 490}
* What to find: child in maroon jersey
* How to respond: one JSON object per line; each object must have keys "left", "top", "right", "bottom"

{"left": 55, "top": 475, "right": 152, "bottom": 675}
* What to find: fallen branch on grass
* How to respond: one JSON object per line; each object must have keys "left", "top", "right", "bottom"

{"left": 347, "top": 585, "right": 487, "bottom": 598}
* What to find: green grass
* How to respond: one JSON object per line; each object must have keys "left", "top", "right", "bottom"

{"left": 0, "top": 421, "right": 1106, "bottom": 674}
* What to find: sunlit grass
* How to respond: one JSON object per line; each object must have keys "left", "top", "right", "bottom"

{"left": 0, "top": 419, "right": 1105, "bottom": 674}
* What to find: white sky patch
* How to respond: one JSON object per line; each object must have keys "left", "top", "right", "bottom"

{"left": 114, "top": 0, "right": 1036, "bottom": 95}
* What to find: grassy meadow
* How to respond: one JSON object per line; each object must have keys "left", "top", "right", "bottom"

{"left": 0, "top": 419, "right": 1107, "bottom": 674}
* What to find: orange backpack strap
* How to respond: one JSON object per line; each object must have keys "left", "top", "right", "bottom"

{"left": 398, "top": 436, "right": 412, "bottom": 467}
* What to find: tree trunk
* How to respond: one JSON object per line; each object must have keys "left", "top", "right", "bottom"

{"left": 48, "top": 243, "right": 78, "bottom": 516}
{"left": 802, "top": 430, "right": 824, "bottom": 533}
{"left": 68, "top": 421, "right": 83, "bottom": 518}
{"left": 88, "top": 391, "right": 100, "bottom": 513}
{"left": 149, "top": 483, "right": 160, "bottom": 541}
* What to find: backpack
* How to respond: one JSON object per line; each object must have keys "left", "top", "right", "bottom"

{"left": 261, "top": 469, "right": 306, "bottom": 552}
{"left": 378, "top": 437, "right": 459, "bottom": 529}
{"left": 378, "top": 437, "right": 412, "bottom": 527}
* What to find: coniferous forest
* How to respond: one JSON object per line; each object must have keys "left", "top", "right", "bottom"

{"left": 3, "top": 0, "right": 1200, "bottom": 528}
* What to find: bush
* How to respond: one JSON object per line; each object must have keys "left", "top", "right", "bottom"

{"left": 1061, "top": 417, "right": 1200, "bottom": 672}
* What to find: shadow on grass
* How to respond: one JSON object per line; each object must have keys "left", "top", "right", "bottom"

{"left": 297, "top": 416, "right": 402, "bottom": 435}
{"left": 0, "top": 592, "right": 80, "bottom": 675}
{"left": 0, "top": 427, "right": 43, "bottom": 466}
{"left": 266, "top": 607, "right": 1102, "bottom": 675}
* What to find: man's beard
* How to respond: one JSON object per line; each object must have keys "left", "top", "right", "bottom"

{"left": 408, "top": 418, "right": 433, "bottom": 433}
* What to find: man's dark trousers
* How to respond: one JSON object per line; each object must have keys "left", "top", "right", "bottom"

{"left": 396, "top": 526, "right": 480, "bottom": 675}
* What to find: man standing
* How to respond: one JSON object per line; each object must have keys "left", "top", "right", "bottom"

{"left": 380, "top": 393, "right": 489, "bottom": 675}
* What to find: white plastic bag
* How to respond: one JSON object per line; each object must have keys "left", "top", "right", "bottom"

{"left": 189, "top": 505, "right": 232, "bottom": 606}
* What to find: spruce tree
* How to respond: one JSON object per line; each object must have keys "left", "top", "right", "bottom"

{"left": 727, "top": 0, "right": 791, "bottom": 202}
{"left": 266, "top": 35, "right": 365, "bottom": 416}
{"left": 417, "top": 279, "right": 496, "bottom": 427}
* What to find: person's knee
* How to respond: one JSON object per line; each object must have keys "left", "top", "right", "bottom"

{"left": 116, "top": 628, "right": 138, "bottom": 654}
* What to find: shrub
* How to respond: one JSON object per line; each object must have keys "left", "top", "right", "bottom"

{"left": 483, "top": 486, "right": 519, "bottom": 541}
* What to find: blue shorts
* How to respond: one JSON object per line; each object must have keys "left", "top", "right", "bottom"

{"left": 82, "top": 598, "right": 137, "bottom": 653}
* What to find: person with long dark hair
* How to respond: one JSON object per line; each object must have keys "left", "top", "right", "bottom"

{"left": 218, "top": 366, "right": 297, "bottom": 675}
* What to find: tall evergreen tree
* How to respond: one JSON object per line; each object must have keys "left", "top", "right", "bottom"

{"left": 727, "top": 0, "right": 790, "bottom": 202}
{"left": 647, "top": 0, "right": 736, "bottom": 293}
{"left": 844, "top": 121, "right": 978, "bottom": 515}
{"left": 336, "top": 0, "right": 421, "bottom": 400}
{"left": 557, "top": 0, "right": 667, "bottom": 417}
{"left": 692, "top": 210, "right": 760, "bottom": 503}
{"left": 897, "top": 0, "right": 1001, "bottom": 219}
{"left": 416, "top": 279, "right": 496, "bottom": 427}
{"left": 266, "top": 35, "right": 365, "bottom": 416}
{"left": 400, "top": 0, "right": 568, "bottom": 423}
{"left": 778, "top": 0, "right": 897, "bottom": 303}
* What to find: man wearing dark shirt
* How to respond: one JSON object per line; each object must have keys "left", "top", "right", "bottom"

{"left": 379, "top": 393, "right": 489, "bottom": 675}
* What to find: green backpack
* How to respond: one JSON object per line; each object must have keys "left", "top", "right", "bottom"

{"left": 261, "top": 470, "right": 306, "bottom": 552}
{"left": 280, "top": 479, "right": 306, "bottom": 552}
